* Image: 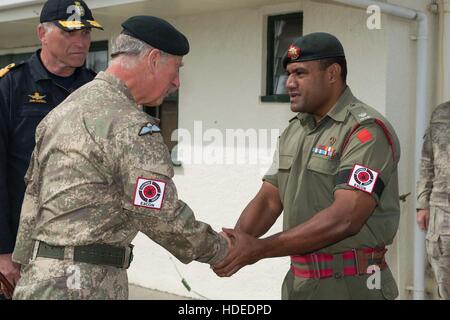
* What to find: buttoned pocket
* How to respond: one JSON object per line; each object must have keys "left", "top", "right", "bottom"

{"left": 438, "top": 235, "right": 450, "bottom": 257}
{"left": 307, "top": 155, "right": 338, "bottom": 175}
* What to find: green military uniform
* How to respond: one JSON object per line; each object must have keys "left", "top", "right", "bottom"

{"left": 12, "top": 71, "right": 227, "bottom": 300}
{"left": 263, "top": 33, "right": 401, "bottom": 300}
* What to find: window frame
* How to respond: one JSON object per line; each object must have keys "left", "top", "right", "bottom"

{"left": 261, "top": 12, "right": 303, "bottom": 103}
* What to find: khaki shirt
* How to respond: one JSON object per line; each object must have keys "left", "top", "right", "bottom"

{"left": 417, "top": 102, "right": 450, "bottom": 210}
{"left": 13, "top": 71, "right": 227, "bottom": 266}
{"left": 264, "top": 87, "right": 401, "bottom": 254}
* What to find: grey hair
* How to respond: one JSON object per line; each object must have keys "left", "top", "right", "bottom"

{"left": 110, "top": 33, "right": 169, "bottom": 68}
{"left": 40, "top": 22, "right": 56, "bottom": 34}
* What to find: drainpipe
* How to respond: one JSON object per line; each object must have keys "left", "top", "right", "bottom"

{"left": 312, "top": 0, "right": 429, "bottom": 300}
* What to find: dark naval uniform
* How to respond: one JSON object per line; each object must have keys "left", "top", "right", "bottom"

{"left": 263, "top": 33, "right": 401, "bottom": 300}
{"left": 0, "top": 51, "right": 96, "bottom": 255}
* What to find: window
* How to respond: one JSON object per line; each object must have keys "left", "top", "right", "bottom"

{"left": 261, "top": 12, "right": 303, "bottom": 103}
{"left": 86, "top": 40, "right": 108, "bottom": 73}
{"left": 143, "top": 91, "right": 180, "bottom": 166}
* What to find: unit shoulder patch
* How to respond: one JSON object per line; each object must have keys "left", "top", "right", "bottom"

{"left": 133, "top": 177, "right": 167, "bottom": 210}
{"left": 356, "top": 128, "right": 373, "bottom": 143}
{"left": 347, "top": 164, "right": 380, "bottom": 195}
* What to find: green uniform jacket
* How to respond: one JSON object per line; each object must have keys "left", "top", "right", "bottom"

{"left": 264, "top": 87, "right": 401, "bottom": 300}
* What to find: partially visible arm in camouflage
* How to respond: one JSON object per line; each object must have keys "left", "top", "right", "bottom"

{"left": 12, "top": 150, "right": 40, "bottom": 265}
{"left": 114, "top": 125, "right": 228, "bottom": 265}
{"left": 123, "top": 173, "right": 228, "bottom": 265}
{"left": 416, "top": 126, "right": 434, "bottom": 210}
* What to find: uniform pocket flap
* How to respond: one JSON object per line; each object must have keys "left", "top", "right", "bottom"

{"left": 279, "top": 155, "right": 293, "bottom": 170}
{"left": 307, "top": 155, "right": 338, "bottom": 175}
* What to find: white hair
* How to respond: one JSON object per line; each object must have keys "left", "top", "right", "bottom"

{"left": 40, "top": 22, "right": 56, "bottom": 34}
{"left": 110, "top": 33, "right": 170, "bottom": 69}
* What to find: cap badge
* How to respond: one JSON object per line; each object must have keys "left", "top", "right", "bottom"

{"left": 73, "top": 1, "right": 85, "bottom": 18}
{"left": 329, "top": 137, "right": 337, "bottom": 146}
{"left": 287, "top": 45, "right": 301, "bottom": 60}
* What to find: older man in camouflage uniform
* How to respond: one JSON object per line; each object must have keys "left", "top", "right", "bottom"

{"left": 11, "top": 16, "right": 229, "bottom": 300}
{"left": 416, "top": 102, "right": 450, "bottom": 299}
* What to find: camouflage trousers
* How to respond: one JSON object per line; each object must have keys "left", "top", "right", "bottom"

{"left": 426, "top": 206, "right": 450, "bottom": 299}
{"left": 13, "top": 257, "right": 128, "bottom": 300}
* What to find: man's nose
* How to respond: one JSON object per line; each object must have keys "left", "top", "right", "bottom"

{"left": 172, "top": 75, "right": 180, "bottom": 89}
{"left": 73, "top": 33, "right": 90, "bottom": 49}
{"left": 286, "top": 74, "right": 295, "bottom": 89}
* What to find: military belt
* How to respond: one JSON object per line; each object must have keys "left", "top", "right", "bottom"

{"left": 33, "top": 241, "right": 134, "bottom": 269}
{"left": 290, "top": 247, "right": 387, "bottom": 279}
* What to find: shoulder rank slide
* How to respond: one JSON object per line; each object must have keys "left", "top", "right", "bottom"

{"left": 0, "top": 63, "right": 16, "bottom": 78}
{"left": 139, "top": 123, "right": 161, "bottom": 136}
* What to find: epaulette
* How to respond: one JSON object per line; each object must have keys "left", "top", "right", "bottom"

{"left": 348, "top": 102, "right": 376, "bottom": 125}
{"left": 345, "top": 102, "right": 399, "bottom": 162}
{"left": 0, "top": 62, "right": 22, "bottom": 78}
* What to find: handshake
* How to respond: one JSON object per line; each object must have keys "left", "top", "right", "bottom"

{"left": 211, "top": 228, "right": 265, "bottom": 278}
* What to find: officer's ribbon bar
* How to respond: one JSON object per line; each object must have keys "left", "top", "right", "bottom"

{"left": 312, "top": 145, "right": 335, "bottom": 157}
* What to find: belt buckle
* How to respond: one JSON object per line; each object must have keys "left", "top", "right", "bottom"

{"left": 311, "top": 253, "right": 321, "bottom": 279}
{"left": 352, "top": 249, "right": 361, "bottom": 275}
{"left": 31, "top": 240, "right": 40, "bottom": 261}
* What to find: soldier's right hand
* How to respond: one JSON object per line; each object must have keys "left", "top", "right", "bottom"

{"left": 219, "top": 231, "right": 233, "bottom": 249}
{"left": 416, "top": 209, "right": 430, "bottom": 231}
{"left": 0, "top": 253, "right": 20, "bottom": 299}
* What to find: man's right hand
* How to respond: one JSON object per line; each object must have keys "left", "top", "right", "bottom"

{"left": 0, "top": 253, "right": 20, "bottom": 299}
{"left": 416, "top": 209, "right": 430, "bottom": 231}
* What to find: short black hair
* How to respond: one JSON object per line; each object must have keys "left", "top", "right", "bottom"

{"left": 319, "top": 57, "right": 347, "bottom": 83}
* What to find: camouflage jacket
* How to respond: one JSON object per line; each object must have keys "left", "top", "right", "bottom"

{"left": 417, "top": 102, "right": 450, "bottom": 209}
{"left": 12, "top": 71, "right": 227, "bottom": 266}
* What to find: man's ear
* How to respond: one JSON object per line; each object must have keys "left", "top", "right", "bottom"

{"left": 146, "top": 49, "right": 161, "bottom": 75}
{"left": 328, "top": 63, "right": 341, "bottom": 84}
{"left": 37, "top": 24, "right": 47, "bottom": 44}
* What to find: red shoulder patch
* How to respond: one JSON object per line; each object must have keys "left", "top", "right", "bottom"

{"left": 356, "top": 129, "right": 373, "bottom": 143}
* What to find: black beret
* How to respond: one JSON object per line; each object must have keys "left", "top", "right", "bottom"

{"left": 283, "top": 32, "right": 345, "bottom": 69}
{"left": 121, "top": 16, "right": 190, "bottom": 56}
{"left": 40, "top": 0, "right": 103, "bottom": 31}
